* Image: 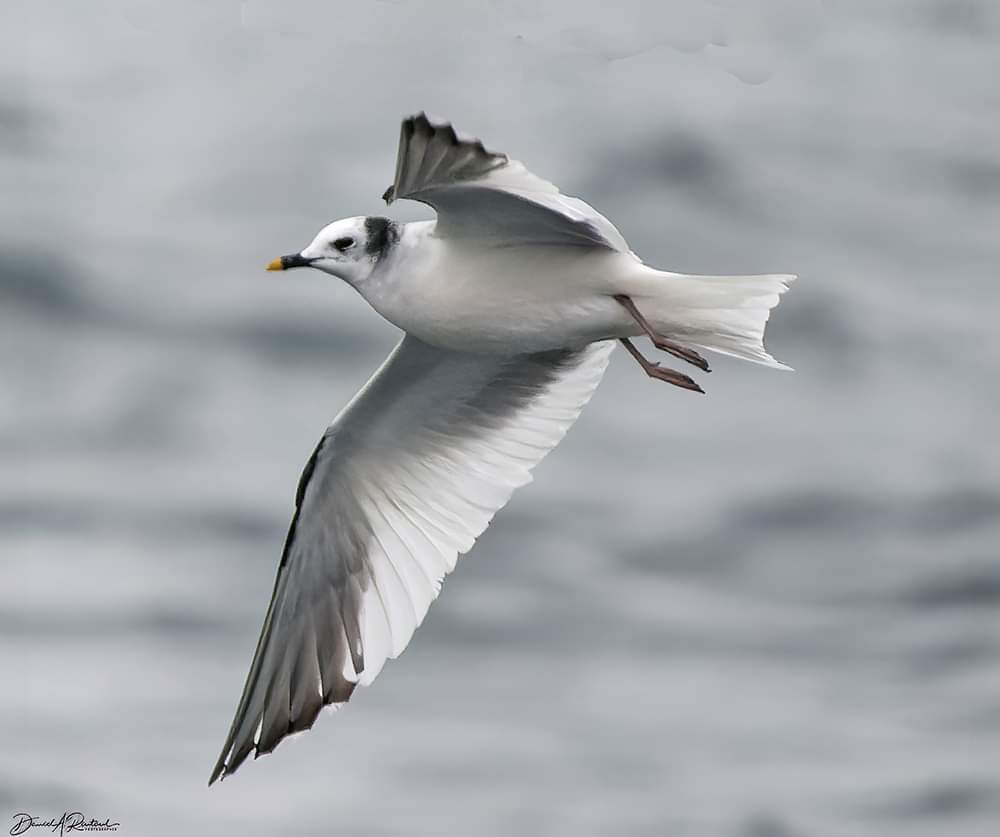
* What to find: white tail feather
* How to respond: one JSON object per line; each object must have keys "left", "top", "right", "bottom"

{"left": 636, "top": 270, "right": 796, "bottom": 370}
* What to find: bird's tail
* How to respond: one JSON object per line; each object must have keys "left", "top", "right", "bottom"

{"left": 631, "top": 269, "right": 796, "bottom": 369}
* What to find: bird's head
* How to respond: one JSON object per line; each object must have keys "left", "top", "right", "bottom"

{"left": 266, "top": 216, "right": 396, "bottom": 286}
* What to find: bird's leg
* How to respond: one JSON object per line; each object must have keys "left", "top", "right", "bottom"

{"left": 613, "top": 294, "right": 711, "bottom": 373}
{"left": 618, "top": 339, "right": 705, "bottom": 394}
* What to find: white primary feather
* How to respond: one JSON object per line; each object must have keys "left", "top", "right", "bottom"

{"left": 209, "top": 336, "right": 613, "bottom": 783}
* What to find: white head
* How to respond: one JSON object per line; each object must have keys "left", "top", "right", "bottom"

{"left": 266, "top": 216, "right": 397, "bottom": 287}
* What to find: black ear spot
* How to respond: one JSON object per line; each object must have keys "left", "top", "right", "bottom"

{"left": 363, "top": 216, "right": 397, "bottom": 259}
{"left": 333, "top": 237, "right": 355, "bottom": 251}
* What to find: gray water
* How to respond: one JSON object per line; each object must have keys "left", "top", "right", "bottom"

{"left": 2, "top": 1, "right": 999, "bottom": 834}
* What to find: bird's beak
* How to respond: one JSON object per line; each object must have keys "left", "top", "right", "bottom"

{"left": 266, "top": 253, "right": 315, "bottom": 271}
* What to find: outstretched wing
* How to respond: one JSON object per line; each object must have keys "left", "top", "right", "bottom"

{"left": 382, "top": 112, "right": 630, "bottom": 252}
{"left": 209, "top": 336, "right": 614, "bottom": 784}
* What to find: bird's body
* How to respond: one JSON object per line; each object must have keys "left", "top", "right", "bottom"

{"left": 209, "top": 113, "right": 796, "bottom": 785}
{"left": 363, "top": 221, "right": 641, "bottom": 354}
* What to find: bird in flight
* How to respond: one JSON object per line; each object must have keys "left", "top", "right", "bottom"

{"left": 209, "top": 113, "right": 795, "bottom": 784}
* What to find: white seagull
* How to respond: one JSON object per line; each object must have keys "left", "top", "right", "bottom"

{"left": 209, "top": 113, "right": 795, "bottom": 784}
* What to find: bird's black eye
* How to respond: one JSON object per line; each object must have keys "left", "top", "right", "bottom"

{"left": 333, "top": 237, "right": 355, "bottom": 252}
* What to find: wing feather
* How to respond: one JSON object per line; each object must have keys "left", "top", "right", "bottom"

{"left": 383, "top": 113, "right": 630, "bottom": 252}
{"left": 209, "top": 336, "right": 613, "bottom": 784}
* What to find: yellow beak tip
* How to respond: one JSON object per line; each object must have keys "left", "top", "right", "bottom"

{"left": 265, "top": 258, "right": 284, "bottom": 272}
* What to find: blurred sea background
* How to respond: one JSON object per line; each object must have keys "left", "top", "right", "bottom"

{"left": 2, "top": 1, "right": 999, "bottom": 834}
